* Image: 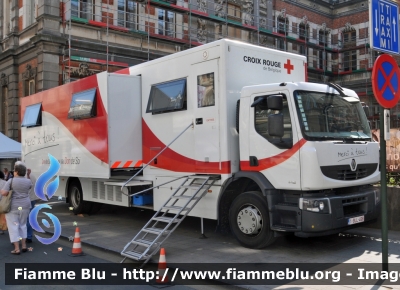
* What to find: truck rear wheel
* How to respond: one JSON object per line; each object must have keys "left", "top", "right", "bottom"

{"left": 229, "top": 191, "right": 275, "bottom": 248}
{"left": 68, "top": 180, "right": 92, "bottom": 214}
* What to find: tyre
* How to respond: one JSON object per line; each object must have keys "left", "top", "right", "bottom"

{"left": 68, "top": 180, "right": 92, "bottom": 214}
{"left": 229, "top": 191, "right": 275, "bottom": 249}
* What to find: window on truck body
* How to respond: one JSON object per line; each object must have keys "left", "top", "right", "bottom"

{"left": 197, "top": 73, "right": 215, "bottom": 108}
{"left": 21, "top": 103, "right": 42, "bottom": 128}
{"left": 67, "top": 88, "right": 97, "bottom": 120}
{"left": 146, "top": 78, "right": 187, "bottom": 114}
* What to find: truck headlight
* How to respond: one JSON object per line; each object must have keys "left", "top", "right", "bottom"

{"left": 299, "top": 198, "right": 330, "bottom": 213}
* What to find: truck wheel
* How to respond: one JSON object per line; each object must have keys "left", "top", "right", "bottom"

{"left": 68, "top": 180, "right": 92, "bottom": 214}
{"left": 229, "top": 191, "right": 275, "bottom": 248}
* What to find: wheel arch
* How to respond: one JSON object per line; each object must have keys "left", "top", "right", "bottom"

{"left": 217, "top": 171, "right": 277, "bottom": 233}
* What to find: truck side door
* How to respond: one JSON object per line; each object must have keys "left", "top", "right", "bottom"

{"left": 191, "top": 59, "right": 222, "bottom": 173}
{"left": 243, "top": 91, "right": 302, "bottom": 190}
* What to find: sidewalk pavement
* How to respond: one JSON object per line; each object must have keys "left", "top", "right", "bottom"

{"left": 37, "top": 199, "right": 400, "bottom": 289}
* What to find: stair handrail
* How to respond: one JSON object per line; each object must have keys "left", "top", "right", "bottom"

{"left": 121, "top": 122, "right": 194, "bottom": 194}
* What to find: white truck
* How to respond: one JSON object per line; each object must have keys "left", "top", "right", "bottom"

{"left": 21, "top": 39, "right": 380, "bottom": 257}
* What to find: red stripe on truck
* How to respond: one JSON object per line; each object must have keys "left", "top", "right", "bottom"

{"left": 122, "top": 160, "right": 133, "bottom": 168}
{"left": 142, "top": 120, "right": 231, "bottom": 174}
{"left": 111, "top": 161, "right": 122, "bottom": 168}
{"left": 134, "top": 160, "right": 143, "bottom": 167}
{"left": 240, "top": 139, "right": 307, "bottom": 171}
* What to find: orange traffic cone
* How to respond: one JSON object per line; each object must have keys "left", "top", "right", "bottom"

{"left": 68, "top": 227, "right": 85, "bottom": 256}
{"left": 156, "top": 248, "right": 168, "bottom": 284}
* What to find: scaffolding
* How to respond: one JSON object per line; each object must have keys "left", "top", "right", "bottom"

{"left": 61, "top": 0, "right": 386, "bottom": 128}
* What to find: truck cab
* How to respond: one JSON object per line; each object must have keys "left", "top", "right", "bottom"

{"left": 228, "top": 81, "right": 380, "bottom": 248}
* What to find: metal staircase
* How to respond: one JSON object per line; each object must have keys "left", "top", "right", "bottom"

{"left": 120, "top": 175, "right": 218, "bottom": 265}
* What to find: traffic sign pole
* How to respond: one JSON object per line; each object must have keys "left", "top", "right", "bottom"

{"left": 379, "top": 106, "right": 388, "bottom": 271}
{"left": 370, "top": 51, "right": 400, "bottom": 272}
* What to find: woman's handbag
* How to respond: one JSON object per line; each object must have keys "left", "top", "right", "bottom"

{"left": 0, "top": 179, "right": 13, "bottom": 214}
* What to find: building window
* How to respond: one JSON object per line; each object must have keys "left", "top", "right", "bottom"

{"left": 0, "top": 87, "right": 7, "bottom": 135}
{"left": 157, "top": 9, "right": 175, "bottom": 37}
{"left": 319, "top": 30, "right": 329, "bottom": 47}
{"left": 25, "top": 79, "right": 35, "bottom": 96}
{"left": 25, "top": 0, "right": 36, "bottom": 27}
{"left": 299, "top": 23, "right": 308, "bottom": 41}
{"left": 277, "top": 17, "right": 288, "bottom": 35}
{"left": 226, "top": 4, "right": 241, "bottom": 39}
{"left": 300, "top": 45, "right": 307, "bottom": 56}
{"left": 71, "top": 0, "right": 94, "bottom": 20}
{"left": 343, "top": 30, "right": 356, "bottom": 48}
{"left": 277, "top": 39, "right": 285, "bottom": 50}
{"left": 227, "top": 4, "right": 241, "bottom": 21}
{"left": 318, "top": 51, "right": 326, "bottom": 70}
{"left": 344, "top": 50, "right": 357, "bottom": 71}
{"left": 228, "top": 26, "right": 241, "bottom": 39}
{"left": 118, "top": 0, "right": 137, "bottom": 29}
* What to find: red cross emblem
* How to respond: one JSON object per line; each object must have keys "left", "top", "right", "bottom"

{"left": 284, "top": 59, "right": 294, "bottom": 74}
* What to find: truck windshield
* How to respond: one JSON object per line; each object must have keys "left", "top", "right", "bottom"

{"left": 294, "top": 90, "right": 371, "bottom": 141}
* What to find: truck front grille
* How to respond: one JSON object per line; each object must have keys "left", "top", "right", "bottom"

{"left": 320, "top": 163, "right": 378, "bottom": 181}
{"left": 338, "top": 168, "right": 368, "bottom": 180}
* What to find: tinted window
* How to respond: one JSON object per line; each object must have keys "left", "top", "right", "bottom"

{"left": 146, "top": 79, "right": 187, "bottom": 114}
{"left": 68, "top": 88, "right": 97, "bottom": 120}
{"left": 21, "top": 103, "right": 42, "bottom": 127}
{"left": 254, "top": 95, "right": 293, "bottom": 149}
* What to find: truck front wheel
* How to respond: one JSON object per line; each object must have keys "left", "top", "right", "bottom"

{"left": 68, "top": 180, "right": 92, "bottom": 214}
{"left": 229, "top": 191, "right": 275, "bottom": 248}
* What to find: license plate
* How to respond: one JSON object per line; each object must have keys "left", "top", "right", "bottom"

{"left": 348, "top": 215, "right": 364, "bottom": 225}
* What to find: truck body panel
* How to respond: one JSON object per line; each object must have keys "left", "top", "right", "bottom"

{"left": 20, "top": 39, "right": 380, "bottom": 247}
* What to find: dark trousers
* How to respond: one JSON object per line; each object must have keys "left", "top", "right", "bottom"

{"left": 26, "top": 200, "right": 36, "bottom": 239}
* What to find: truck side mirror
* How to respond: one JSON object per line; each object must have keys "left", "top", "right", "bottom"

{"left": 267, "top": 95, "right": 283, "bottom": 110}
{"left": 268, "top": 114, "right": 284, "bottom": 138}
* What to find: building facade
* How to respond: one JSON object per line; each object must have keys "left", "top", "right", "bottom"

{"left": 0, "top": 0, "right": 398, "bottom": 141}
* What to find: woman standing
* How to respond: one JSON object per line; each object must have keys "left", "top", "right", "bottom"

{"left": 0, "top": 162, "right": 32, "bottom": 254}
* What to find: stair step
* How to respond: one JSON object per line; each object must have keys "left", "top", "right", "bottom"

{"left": 187, "top": 175, "right": 210, "bottom": 180}
{"left": 152, "top": 216, "right": 180, "bottom": 223}
{"left": 272, "top": 224, "right": 299, "bottom": 232}
{"left": 121, "top": 250, "right": 149, "bottom": 261}
{"left": 132, "top": 238, "right": 157, "bottom": 247}
{"left": 180, "top": 185, "right": 200, "bottom": 189}
{"left": 121, "top": 176, "right": 217, "bottom": 265}
{"left": 162, "top": 205, "right": 187, "bottom": 211}
{"left": 142, "top": 227, "right": 169, "bottom": 235}
{"left": 170, "top": 195, "right": 199, "bottom": 200}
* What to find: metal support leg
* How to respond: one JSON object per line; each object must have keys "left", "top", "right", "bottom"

{"left": 199, "top": 218, "right": 207, "bottom": 239}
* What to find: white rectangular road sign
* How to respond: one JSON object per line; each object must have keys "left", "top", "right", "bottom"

{"left": 384, "top": 109, "right": 390, "bottom": 140}
{"left": 370, "top": 0, "right": 400, "bottom": 54}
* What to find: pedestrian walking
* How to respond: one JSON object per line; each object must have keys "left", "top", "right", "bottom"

{"left": 0, "top": 162, "right": 32, "bottom": 254}
{"left": 0, "top": 171, "right": 7, "bottom": 235}
{"left": 26, "top": 168, "right": 38, "bottom": 243}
